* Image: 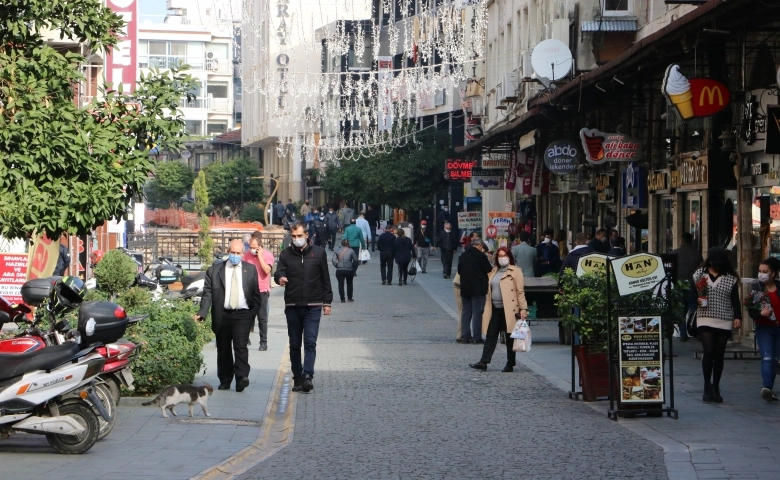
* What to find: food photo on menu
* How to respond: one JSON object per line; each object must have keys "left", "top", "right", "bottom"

{"left": 621, "top": 366, "right": 662, "bottom": 401}
{"left": 619, "top": 318, "right": 633, "bottom": 333}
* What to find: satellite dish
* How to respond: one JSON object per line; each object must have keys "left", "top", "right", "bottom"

{"left": 531, "top": 39, "right": 573, "bottom": 82}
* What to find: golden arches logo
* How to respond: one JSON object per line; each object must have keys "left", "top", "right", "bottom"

{"left": 620, "top": 255, "right": 659, "bottom": 278}
{"left": 699, "top": 86, "right": 724, "bottom": 107}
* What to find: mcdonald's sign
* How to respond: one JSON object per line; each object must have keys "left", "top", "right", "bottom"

{"left": 689, "top": 78, "right": 731, "bottom": 118}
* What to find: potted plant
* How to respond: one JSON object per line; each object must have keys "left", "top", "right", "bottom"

{"left": 556, "top": 269, "right": 610, "bottom": 401}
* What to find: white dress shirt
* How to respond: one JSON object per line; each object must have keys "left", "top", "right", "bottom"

{"left": 223, "top": 263, "right": 249, "bottom": 310}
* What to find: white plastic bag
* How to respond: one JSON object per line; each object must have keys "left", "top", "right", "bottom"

{"left": 359, "top": 249, "right": 371, "bottom": 262}
{"left": 512, "top": 321, "right": 532, "bottom": 352}
{"left": 510, "top": 319, "right": 525, "bottom": 339}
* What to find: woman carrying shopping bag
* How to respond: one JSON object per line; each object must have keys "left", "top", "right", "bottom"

{"left": 469, "top": 247, "right": 528, "bottom": 372}
{"left": 392, "top": 229, "right": 416, "bottom": 286}
{"left": 746, "top": 257, "right": 780, "bottom": 402}
{"left": 332, "top": 239, "right": 358, "bottom": 303}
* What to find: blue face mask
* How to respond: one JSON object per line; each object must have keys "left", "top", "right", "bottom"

{"left": 228, "top": 254, "right": 242, "bottom": 265}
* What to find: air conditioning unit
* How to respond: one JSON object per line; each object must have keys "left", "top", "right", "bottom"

{"left": 494, "top": 85, "right": 506, "bottom": 110}
{"left": 520, "top": 50, "right": 533, "bottom": 81}
{"left": 501, "top": 72, "right": 519, "bottom": 102}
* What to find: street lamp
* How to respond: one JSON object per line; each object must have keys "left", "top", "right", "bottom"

{"left": 233, "top": 175, "right": 251, "bottom": 208}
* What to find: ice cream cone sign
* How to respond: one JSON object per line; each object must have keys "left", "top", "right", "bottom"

{"left": 663, "top": 64, "right": 730, "bottom": 120}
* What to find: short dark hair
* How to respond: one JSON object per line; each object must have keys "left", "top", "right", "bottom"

{"left": 251, "top": 230, "right": 263, "bottom": 241}
{"left": 543, "top": 228, "right": 554, "bottom": 237}
{"left": 597, "top": 228, "right": 608, "bottom": 235}
{"left": 519, "top": 231, "right": 530, "bottom": 242}
{"left": 681, "top": 232, "right": 693, "bottom": 244}
{"left": 575, "top": 232, "right": 588, "bottom": 245}
{"left": 350, "top": 218, "right": 356, "bottom": 224}
{"left": 760, "top": 257, "right": 780, "bottom": 276}
{"left": 613, "top": 236, "right": 626, "bottom": 247}
{"left": 289, "top": 221, "right": 307, "bottom": 234}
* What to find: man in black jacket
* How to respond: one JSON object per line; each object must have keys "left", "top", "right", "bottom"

{"left": 457, "top": 238, "right": 493, "bottom": 344}
{"left": 607, "top": 236, "right": 627, "bottom": 256}
{"left": 376, "top": 226, "right": 396, "bottom": 285}
{"left": 559, "top": 232, "right": 595, "bottom": 276}
{"left": 587, "top": 228, "right": 610, "bottom": 254}
{"left": 437, "top": 221, "right": 459, "bottom": 279}
{"left": 274, "top": 222, "right": 333, "bottom": 393}
{"left": 672, "top": 232, "right": 703, "bottom": 341}
{"left": 365, "top": 205, "right": 379, "bottom": 251}
{"left": 196, "top": 239, "right": 264, "bottom": 392}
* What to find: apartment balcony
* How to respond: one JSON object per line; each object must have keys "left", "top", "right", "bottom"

{"left": 139, "top": 15, "right": 193, "bottom": 25}
{"left": 179, "top": 96, "right": 232, "bottom": 113}
{"left": 139, "top": 56, "right": 232, "bottom": 74}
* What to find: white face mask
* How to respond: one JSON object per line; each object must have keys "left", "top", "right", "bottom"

{"left": 292, "top": 238, "right": 306, "bottom": 248}
{"left": 758, "top": 272, "right": 772, "bottom": 283}
{"left": 543, "top": 238, "right": 551, "bottom": 244}
{"left": 444, "top": 228, "right": 451, "bottom": 233}
{"left": 498, "top": 257, "right": 510, "bottom": 267}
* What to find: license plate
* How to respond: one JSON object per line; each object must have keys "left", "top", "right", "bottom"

{"left": 119, "top": 368, "right": 134, "bottom": 388}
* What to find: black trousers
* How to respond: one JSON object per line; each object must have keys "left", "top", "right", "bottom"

{"left": 397, "top": 262, "right": 409, "bottom": 283}
{"left": 480, "top": 307, "right": 516, "bottom": 366}
{"left": 380, "top": 251, "right": 394, "bottom": 282}
{"left": 441, "top": 249, "right": 454, "bottom": 276}
{"left": 328, "top": 231, "right": 337, "bottom": 249}
{"left": 336, "top": 271, "right": 354, "bottom": 300}
{"left": 215, "top": 309, "right": 253, "bottom": 385}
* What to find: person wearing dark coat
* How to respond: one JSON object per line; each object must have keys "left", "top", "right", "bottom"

{"left": 437, "top": 221, "right": 460, "bottom": 279}
{"left": 365, "top": 206, "right": 380, "bottom": 251}
{"left": 457, "top": 238, "right": 493, "bottom": 344}
{"left": 392, "top": 229, "right": 416, "bottom": 286}
{"left": 377, "top": 227, "right": 397, "bottom": 285}
{"left": 53, "top": 237, "right": 71, "bottom": 276}
{"left": 587, "top": 228, "right": 610, "bottom": 254}
{"left": 559, "top": 232, "right": 595, "bottom": 277}
{"left": 607, "top": 236, "right": 627, "bottom": 257}
{"left": 536, "top": 228, "right": 561, "bottom": 275}
{"left": 672, "top": 232, "right": 704, "bottom": 341}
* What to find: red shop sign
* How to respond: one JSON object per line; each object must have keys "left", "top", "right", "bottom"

{"left": 446, "top": 159, "right": 477, "bottom": 180}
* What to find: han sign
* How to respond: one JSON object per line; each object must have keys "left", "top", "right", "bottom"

{"left": 105, "top": 0, "right": 138, "bottom": 94}
{"left": 611, "top": 254, "right": 666, "bottom": 296}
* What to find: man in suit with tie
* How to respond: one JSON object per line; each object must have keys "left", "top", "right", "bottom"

{"left": 195, "top": 239, "right": 263, "bottom": 392}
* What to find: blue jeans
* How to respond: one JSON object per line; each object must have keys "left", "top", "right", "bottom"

{"left": 756, "top": 324, "right": 780, "bottom": 389}
{"left": 285, "top": 306, "right": 322, "bottom": 378}
{"left": 460, "top": 295, "right": 486, "bottom": 341}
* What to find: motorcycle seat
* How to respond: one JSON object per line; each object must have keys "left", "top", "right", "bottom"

{"left": 0, "top": 343, "right": 81, "bottom": 380}
{"left": 181, "top": 272, "right": 206, "bottom": 290}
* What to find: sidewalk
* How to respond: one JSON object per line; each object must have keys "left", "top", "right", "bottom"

{"left": 0, "top": 290, "right": 289, "bottom": 480}
{"left": 416, "top": 253, "right": 780, "bottom": 480}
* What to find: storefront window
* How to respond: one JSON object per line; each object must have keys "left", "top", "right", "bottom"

{"left": 656, "top": 197, "right": 674, "bottom": 253}
{"left": 685, "top": 195, "right": 702, "bottom": 253}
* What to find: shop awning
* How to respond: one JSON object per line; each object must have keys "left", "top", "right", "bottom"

{"left": 455, "top": 0, "right": 732, "bottom": 155}
{"left": 581, "top": 20, "right": 638, "bottom": 32}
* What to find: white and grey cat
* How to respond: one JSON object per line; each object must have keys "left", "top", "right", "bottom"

{"left": 142, "top": 383, "right": 214, "bottom": 418}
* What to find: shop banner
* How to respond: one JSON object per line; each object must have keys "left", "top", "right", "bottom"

{"left": 488, "top": 212, "right": 514, "bottom": 236}
{"left": 505, "top": 152, "right": 519, "bottom": 191}
{"left": 611, "top": 253, "right": 665, "bottom": 296}
{"left": 0, "top": 253, "right": 29, "bottom": 304}
{"left": 446, "top": 158, "right": 477, "bottom": 180}
{"left": 619, "top": 316, "right": 664, "bottom": 403}
{"left": 765, "top": 105, "right": 780, "bottom": 155}
{"left": 621, "top": 163, "right": 648, "bottom": 208}
{"left": 580, "top": 128, "right": 641, "bottom": 165}
{"left": 26, "top": 232, "right": 60, "bottom": 280}
{"left": 105, "top": 0, "right": 138, "bottom": 94}
{"left": 543, "top": 140, "right": 580, "bottom": 175}
{"left": 662, "top": 64, "right": 730, "bottom": 121}
{"left": 481, "top": 152, "right": 513, "bottom": 169}
{"left": 457, "top": 211, "right": 482, "bottom": 230}
{"left": 575, "top": 253, "right": 610, "bottom": 277}
{"left": 471, "top": 168, "right": 504, "bottom": 190}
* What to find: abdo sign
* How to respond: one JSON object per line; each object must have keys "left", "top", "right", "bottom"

{"left": 544, "top": 140, "right": 580, "bottom": 175}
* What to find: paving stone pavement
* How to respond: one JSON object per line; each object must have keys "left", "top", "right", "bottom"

{"left": 0, "top": 297, "right": 288, "bottom": 480}
{"left": 239, "top": 251, "right": 668, "bottom": 480}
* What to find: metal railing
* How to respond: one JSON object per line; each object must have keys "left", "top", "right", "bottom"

{"left": 138, "top": 15, "right": 193, "bottom": 25}
{"left": 127, "top": 230, "right": 287, "bottom": 271}
{"left": 178, "top": 96, "right": 231, "bottom": 112}
{"left": 139, "top": 56, "right": 232, "bottom": 74}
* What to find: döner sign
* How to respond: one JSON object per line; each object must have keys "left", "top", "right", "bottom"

{"left": 580, "top": 128, "right": 641, "bottom": 165}
{"left": 544, "top": 140, "right": 580, "bottom": 175}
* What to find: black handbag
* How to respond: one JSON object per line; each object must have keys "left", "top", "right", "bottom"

{"left": 686, "top": 308, "right": 698, "bottom": 337}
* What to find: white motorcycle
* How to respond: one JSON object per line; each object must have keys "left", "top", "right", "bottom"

{"left": 0, "top": 344, "right": 111, "bottom": 454}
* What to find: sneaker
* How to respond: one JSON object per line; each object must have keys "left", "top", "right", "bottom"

{"left": 258, "top": 342, "right": 267, "bottom": 351}
{"left": 292, "top": 377, "right": 303, "bottom": 392}
{"left": 473, "top": 339, "right": 485, "bottom": 345}
{"left": 302, "top": 374, "right": 314, "bottom": 393}
{"left": 382, "top": 281, "right": 387, "bottom": 285}
{"left": 761, "top": 387, "right": 778, "bottom": 402}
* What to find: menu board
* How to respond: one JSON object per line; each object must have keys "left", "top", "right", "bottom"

{"left": 0, "top": 253, "right": 29, "bottom": 304}
{"left": 618, "top": 316, "right": 664, "bottom": 403}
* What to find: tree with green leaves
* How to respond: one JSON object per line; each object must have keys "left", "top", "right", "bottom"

{"left": 203, "top": 157, "right": 264, "bottom": 215}
{"left": 193, "top": 170, "right": 214, "bottom": 270}
{"left": 0, "top": 0, "right": 197, "bottom": 239}
{"left": 322, "top": 129, "right": 452, "bottom": 211}
{"left": 146, "top": 161, "right": 195, "bottom": 209}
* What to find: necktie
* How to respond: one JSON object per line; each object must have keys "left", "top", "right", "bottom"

{"left": 229, "top": 267, "right": 239, "bottom": 309}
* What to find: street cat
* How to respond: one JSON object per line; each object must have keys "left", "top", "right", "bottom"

{"left": 142, "top": 383, "right": 214, "bottom": 418}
